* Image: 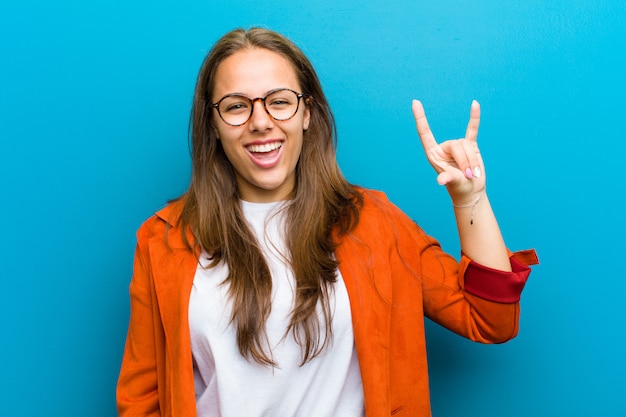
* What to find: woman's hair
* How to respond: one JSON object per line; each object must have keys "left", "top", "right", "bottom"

{"left": 180, "top": 27, "right": 362, "bottom": 366}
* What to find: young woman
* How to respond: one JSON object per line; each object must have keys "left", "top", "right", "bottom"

{"left": 116, "top": 28, "right": 538, "bottom": 417}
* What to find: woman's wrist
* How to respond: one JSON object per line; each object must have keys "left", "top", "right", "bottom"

{"left": 452, "top": 191, "right": 486, "bottom": 225}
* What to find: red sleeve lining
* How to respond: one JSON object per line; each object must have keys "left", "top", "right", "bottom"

{"left": 463, "top": 255, "right": 534, "bottom": 303}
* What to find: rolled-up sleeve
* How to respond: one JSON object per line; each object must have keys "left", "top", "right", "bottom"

{"left": 463, "top": 249, "right": 539, "bottom": 303}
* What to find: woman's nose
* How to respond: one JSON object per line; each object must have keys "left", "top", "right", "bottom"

{"left": 248, "top": 100, "right": 274, "bottom": 131}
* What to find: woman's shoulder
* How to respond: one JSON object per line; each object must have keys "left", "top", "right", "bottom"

{"left": 347, "top": 186, "right": 437, "bottom": 250}
{"left": 135, "top": 197, "right": 187, "bottom": 242}
{"left": 355, "top": 187, "right": 407, "bottom": 218}
{"left": 350, "top": 187, "right": 418, "bottom": 234}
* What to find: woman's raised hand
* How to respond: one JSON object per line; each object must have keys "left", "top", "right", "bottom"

{"left": 412, "top": 100, "right": 486, "bottom": 206}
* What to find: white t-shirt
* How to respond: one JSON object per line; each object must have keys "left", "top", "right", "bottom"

{"left": 188, "top": 200, "right": 365, "bottom": 417}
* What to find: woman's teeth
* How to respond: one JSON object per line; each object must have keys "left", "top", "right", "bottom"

{"left": 247, "top": 142, "right": 282, "bottom": 153}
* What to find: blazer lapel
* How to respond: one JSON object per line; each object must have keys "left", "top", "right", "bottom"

{"left": 148, "top": 204, "right": 199, "bottom": 415}
{"left": 337, "top": 231, "right": 391, "bottom": 415}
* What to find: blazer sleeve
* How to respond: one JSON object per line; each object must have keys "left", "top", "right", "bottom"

{"left": 116, "top": 220, "right": 162, "bottom": 416}
{"left": 386, "top": 196, "right": 536, "bottom": 344}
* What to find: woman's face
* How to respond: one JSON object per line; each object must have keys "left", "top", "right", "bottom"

{"left": 211, "top": 48, "right": 310, "bottom": 203}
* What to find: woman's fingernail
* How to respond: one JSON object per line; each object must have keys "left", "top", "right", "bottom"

{"left": 465, "top": 168, "right": 473, "bottom": 178}
{"left": 473, "top": 167, "right": 482, "bottom": 178}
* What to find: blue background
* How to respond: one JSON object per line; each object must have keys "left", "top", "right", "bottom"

{"left": 2, "top": 0, "right": 624, "bottom": 415}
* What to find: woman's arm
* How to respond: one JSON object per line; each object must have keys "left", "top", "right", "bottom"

{"left": 412, "top": 100, "right": 511, "bottom": 271}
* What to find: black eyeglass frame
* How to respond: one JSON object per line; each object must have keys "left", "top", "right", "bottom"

{"left": 211, "top": 88, "right": 307, "bottom": 127}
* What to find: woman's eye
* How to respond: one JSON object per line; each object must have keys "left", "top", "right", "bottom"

{"left": 224, "top": 102, "right": 249, "bottom": 113}
{"left": 269, "top": 99, "right": 289, "bottom": 107}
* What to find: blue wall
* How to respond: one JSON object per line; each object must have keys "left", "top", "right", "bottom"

{"left": 2, "top": 0, "right": 625, "bottom": 415}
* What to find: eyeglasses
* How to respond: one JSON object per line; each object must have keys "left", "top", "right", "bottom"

{"left": 211, "top": 88, "right": 306, "bottom": 127}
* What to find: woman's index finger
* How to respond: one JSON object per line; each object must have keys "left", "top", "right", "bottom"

{"left": 412, "top": 100, "right": 438, "bottom": 151}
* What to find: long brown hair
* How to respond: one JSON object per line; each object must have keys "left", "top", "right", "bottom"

{"left": 180, "top": 28, "right": 362, "bottom": 366}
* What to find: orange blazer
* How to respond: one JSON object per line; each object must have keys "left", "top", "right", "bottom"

{"left": 117, "top": 189, "right": 537, "bottom": 417}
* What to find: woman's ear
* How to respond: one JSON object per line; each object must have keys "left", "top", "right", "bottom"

{"left": 303, "top": 105, "right": 311, "bottom": 131}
